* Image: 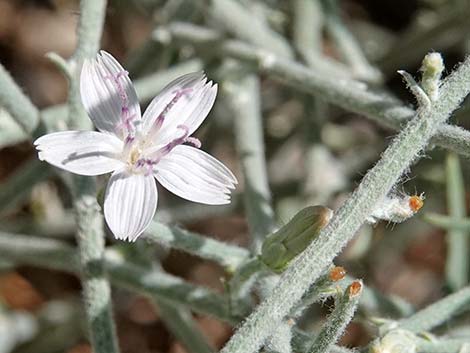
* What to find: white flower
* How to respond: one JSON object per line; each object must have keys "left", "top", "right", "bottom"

{"left": 34, "top": 51, "right": 237, "bottom": 241}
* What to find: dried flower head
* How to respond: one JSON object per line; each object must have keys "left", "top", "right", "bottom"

{"left": 34, "top": 51, "right": 237, "bottom": 241}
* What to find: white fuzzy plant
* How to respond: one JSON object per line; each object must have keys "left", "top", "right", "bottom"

{"left": 0, "top": 1, "right": 470, "bottom": 353}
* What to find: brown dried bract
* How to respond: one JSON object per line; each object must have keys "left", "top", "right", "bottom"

{"left": 349, "top": 281, "right": 362, "bottom": 297}
{"left": 409, "top": 195, "right": 424, "bottom": 212}
{"left": 329, "top": 266, "right": 346, "bottom": 282}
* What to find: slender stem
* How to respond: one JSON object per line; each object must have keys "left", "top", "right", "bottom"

{"left": 379, "top": 6, "right": 470, "bottom": 75}
{"left": 65, "top": 1, "right": 119, "bottom": 352}
{"left": 0, "top": 107, "right": 28, "bottom": 148}
{"left": 424, "top": 212, "right": 470, "bottom": 231}
{"left": 219, "top": 54, "right": 470, "bottom": 353}
{"left": 322, "top": 0, "right": 382, "bottom": 83}
{"left": 0, "top": 231, "right": 239, "bottom": 324}
{"left": 74, "top": 192, "right": 119, "bottom": 353}
{"left": 0, "top": 63, "right": 40, "bottom": 134}
{"left": 227, "top": 72, "right": 277, "bottom": 250}
{"left": 145, "top": 221, "right": 249, "bottom": 270}
{"left": 292, "top": 0, "right": 340, "bottom": 205}
{"left": 292, "top": 0, "right": 323, "bottom": 56}
{"left": 199, "top": 0, "right": 293, "bottom": 58}
{"left": 415, "top": 337, "right": 470, "bottom": 353}
{"left": 157, "top": 298, "right": 214, "bottom": 353}
{"left": 307, "top": 282, "right": 362, "bottom": 353}
{"left": 133, "top": 245, "right": 214, "bottom": 353}
{"left": 0, "top": 158, "right": 52, "bottom": 216}
{"left": 161, "top": 23, "right": 470, "bottom": 158}
{"left": 399, "top": 285, "right": 470, "bottom": 333}
{"left": 445, "top": 153, "right": 469, "bottom": 290}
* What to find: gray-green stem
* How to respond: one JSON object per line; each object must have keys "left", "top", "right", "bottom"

{"left": 219, "top": 54, "right": 470, "bottom": 353}
{"left": 66, "top": 1, "right": 119, "bottom": 352}
{"left": 0, "top": 63, "right": 39, "bottom": 134}
{"left": 399, "top": 285, "right": 470, "bottom": 333}
{"left": 445, "top": 153, "right": 469, "bottom": 291}
{"left": 158, "top": 22, "right": 470, "bottom": 159}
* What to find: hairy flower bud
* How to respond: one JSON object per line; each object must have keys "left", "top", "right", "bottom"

{"left": 420, "top": 52, "right": 444, "bottom": 102}
{"left": 260, "top": 205, "right": 333, "bottom": 273}
{"left": 370, "top": 330, "right": 417, "bottom": 353}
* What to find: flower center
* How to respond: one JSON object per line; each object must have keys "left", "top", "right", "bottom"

{"left": 129, "top": 146, "right": 142, "bottom": 166}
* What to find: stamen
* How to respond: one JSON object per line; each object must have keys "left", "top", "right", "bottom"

{"left": 142, "top": 125, "right": 190, "bottom": 167}
{"left": 185, "top": 137, "right": 201, "bottom": 148}
{"left": 103, "top": 69, "right": 136, "bottom": 137}
{"left": 133, "top": 124, "right": 199, "bottom": 175}
{"left": 122, "top": 136, "right": 135, "bottom": 159}
{"left": 147, "top": 88, "right": 193, "bottom": 139}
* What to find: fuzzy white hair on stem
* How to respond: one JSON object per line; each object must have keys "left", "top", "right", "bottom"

{"left": 366, "top": 191, "right": 425, "bottom": 225}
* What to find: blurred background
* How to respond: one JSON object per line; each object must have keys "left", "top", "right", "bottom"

{"left": 0, "top": 0, "right": 469, "bottom": 352}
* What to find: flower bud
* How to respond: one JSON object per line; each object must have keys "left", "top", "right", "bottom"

{"left": 420, "top": 52, "right": 444, "bottom": 101}
{"left": 260, "top": 205, "right": 333, "bottom": 273}
{"left": 370, "top": 330, "right": 417, "bottom": 353}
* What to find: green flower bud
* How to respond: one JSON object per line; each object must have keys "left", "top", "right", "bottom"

{"left": 260, "top": 206, "right": 333, "bottom": 273}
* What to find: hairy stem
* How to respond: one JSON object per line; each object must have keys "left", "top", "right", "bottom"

{"left": 445, "top": 153, "right": 469, "bottom": 291}
{"left": 307, "top": 282, "right": 362, "bottom": 353}
{"left": 219, "top": 54, "right": 470, "bottom": 353}
{"left": 160, "top": 22, "right": 470, "bottom": 158}
{"left": 0, "top": 64, "right": 39, "bottom": 133}
{"left": 65, "top": 1, "right": 119, "bottom": 352}
{"left": 399, "top": 285, "right": 470, "bottom": 333}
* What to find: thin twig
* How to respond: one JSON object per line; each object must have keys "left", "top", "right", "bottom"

{"left": 219, "top": 53, "right": 470, "bottom": 353}
{"left": 158, "top": 22, "right": 470, "bottom": 159}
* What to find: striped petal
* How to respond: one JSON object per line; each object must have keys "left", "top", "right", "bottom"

{"left": 142, "top": 72, "right": 217, "bottom": 145}
{"left": 154, "top": 145, "right": 237, "bottom": 205}
{"left": 34, "top": 131, "right": 123, "bottom": 176}
{"left": 104, "top": 169, "right": 158, "bottom": 242}
{"left": 80, "top": 51, "right": 141, "bottom": 138}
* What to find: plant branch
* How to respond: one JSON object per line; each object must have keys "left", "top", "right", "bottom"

{"left": 0, "top": 231, "right": 240, "bottom": 324}
{"left": 424, "top": 213, "right": 470, "bottom": 231}
{"left": 218, "top": 53, "right": 470, "bottom": 353}
{"left": 445, "top": 153, "right": 469, "bottom": 291}
{"left": 399, "top": 285, "right": 470, "bottom": 333}
{"left": 307, "top": 282, "right": 362, "bottom": 353}
{"left": 0, "top": 64, "right": 40, "bottom": 134}
{"left": 144, "top": 221, "right": 250, "bottom": 270}
{"left": 158, "top": 22, "right": 470, "bottom": 159}
{"left": 65, "top": 1, "right": 119, "bottom": 352}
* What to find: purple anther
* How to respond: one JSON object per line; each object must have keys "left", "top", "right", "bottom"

{"left": 146, "top": 125, "right": 190, "bottom": 165}
{"left": 185, "top": 136, "right": 201, "bottom": 148}
{"left": 149, "top": 88, "right": 194, "bottom": 137}
{"left": 103, "top": 70, "right": 135, "bottom": 136}
{"left": 122, "top": 135, "right": 135, "bottom": 157}
{"left": 134, "top": 158, "right": 155, "bottom": 176}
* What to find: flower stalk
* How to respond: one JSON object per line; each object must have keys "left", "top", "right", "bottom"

{"left": 219, "top": 53, "right": 470, "bottom": 353}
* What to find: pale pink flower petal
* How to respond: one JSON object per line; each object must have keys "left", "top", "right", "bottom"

{"left": 34, "top": 131, "right": 124, "bottom": 176}
{"left": 35, "top": 51, "right": 236, "bottom": 242}
{"left": 154, "top": 145, "right": 237, "bottom": 205}
{"left": 104, "top": 169, "right": 158, "bottom": 242}
{"left": 142, "top": 73, "right": 217, "bottom": 145}
{"left": 80, "top": 51, "right": 141, "bottom": 138}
